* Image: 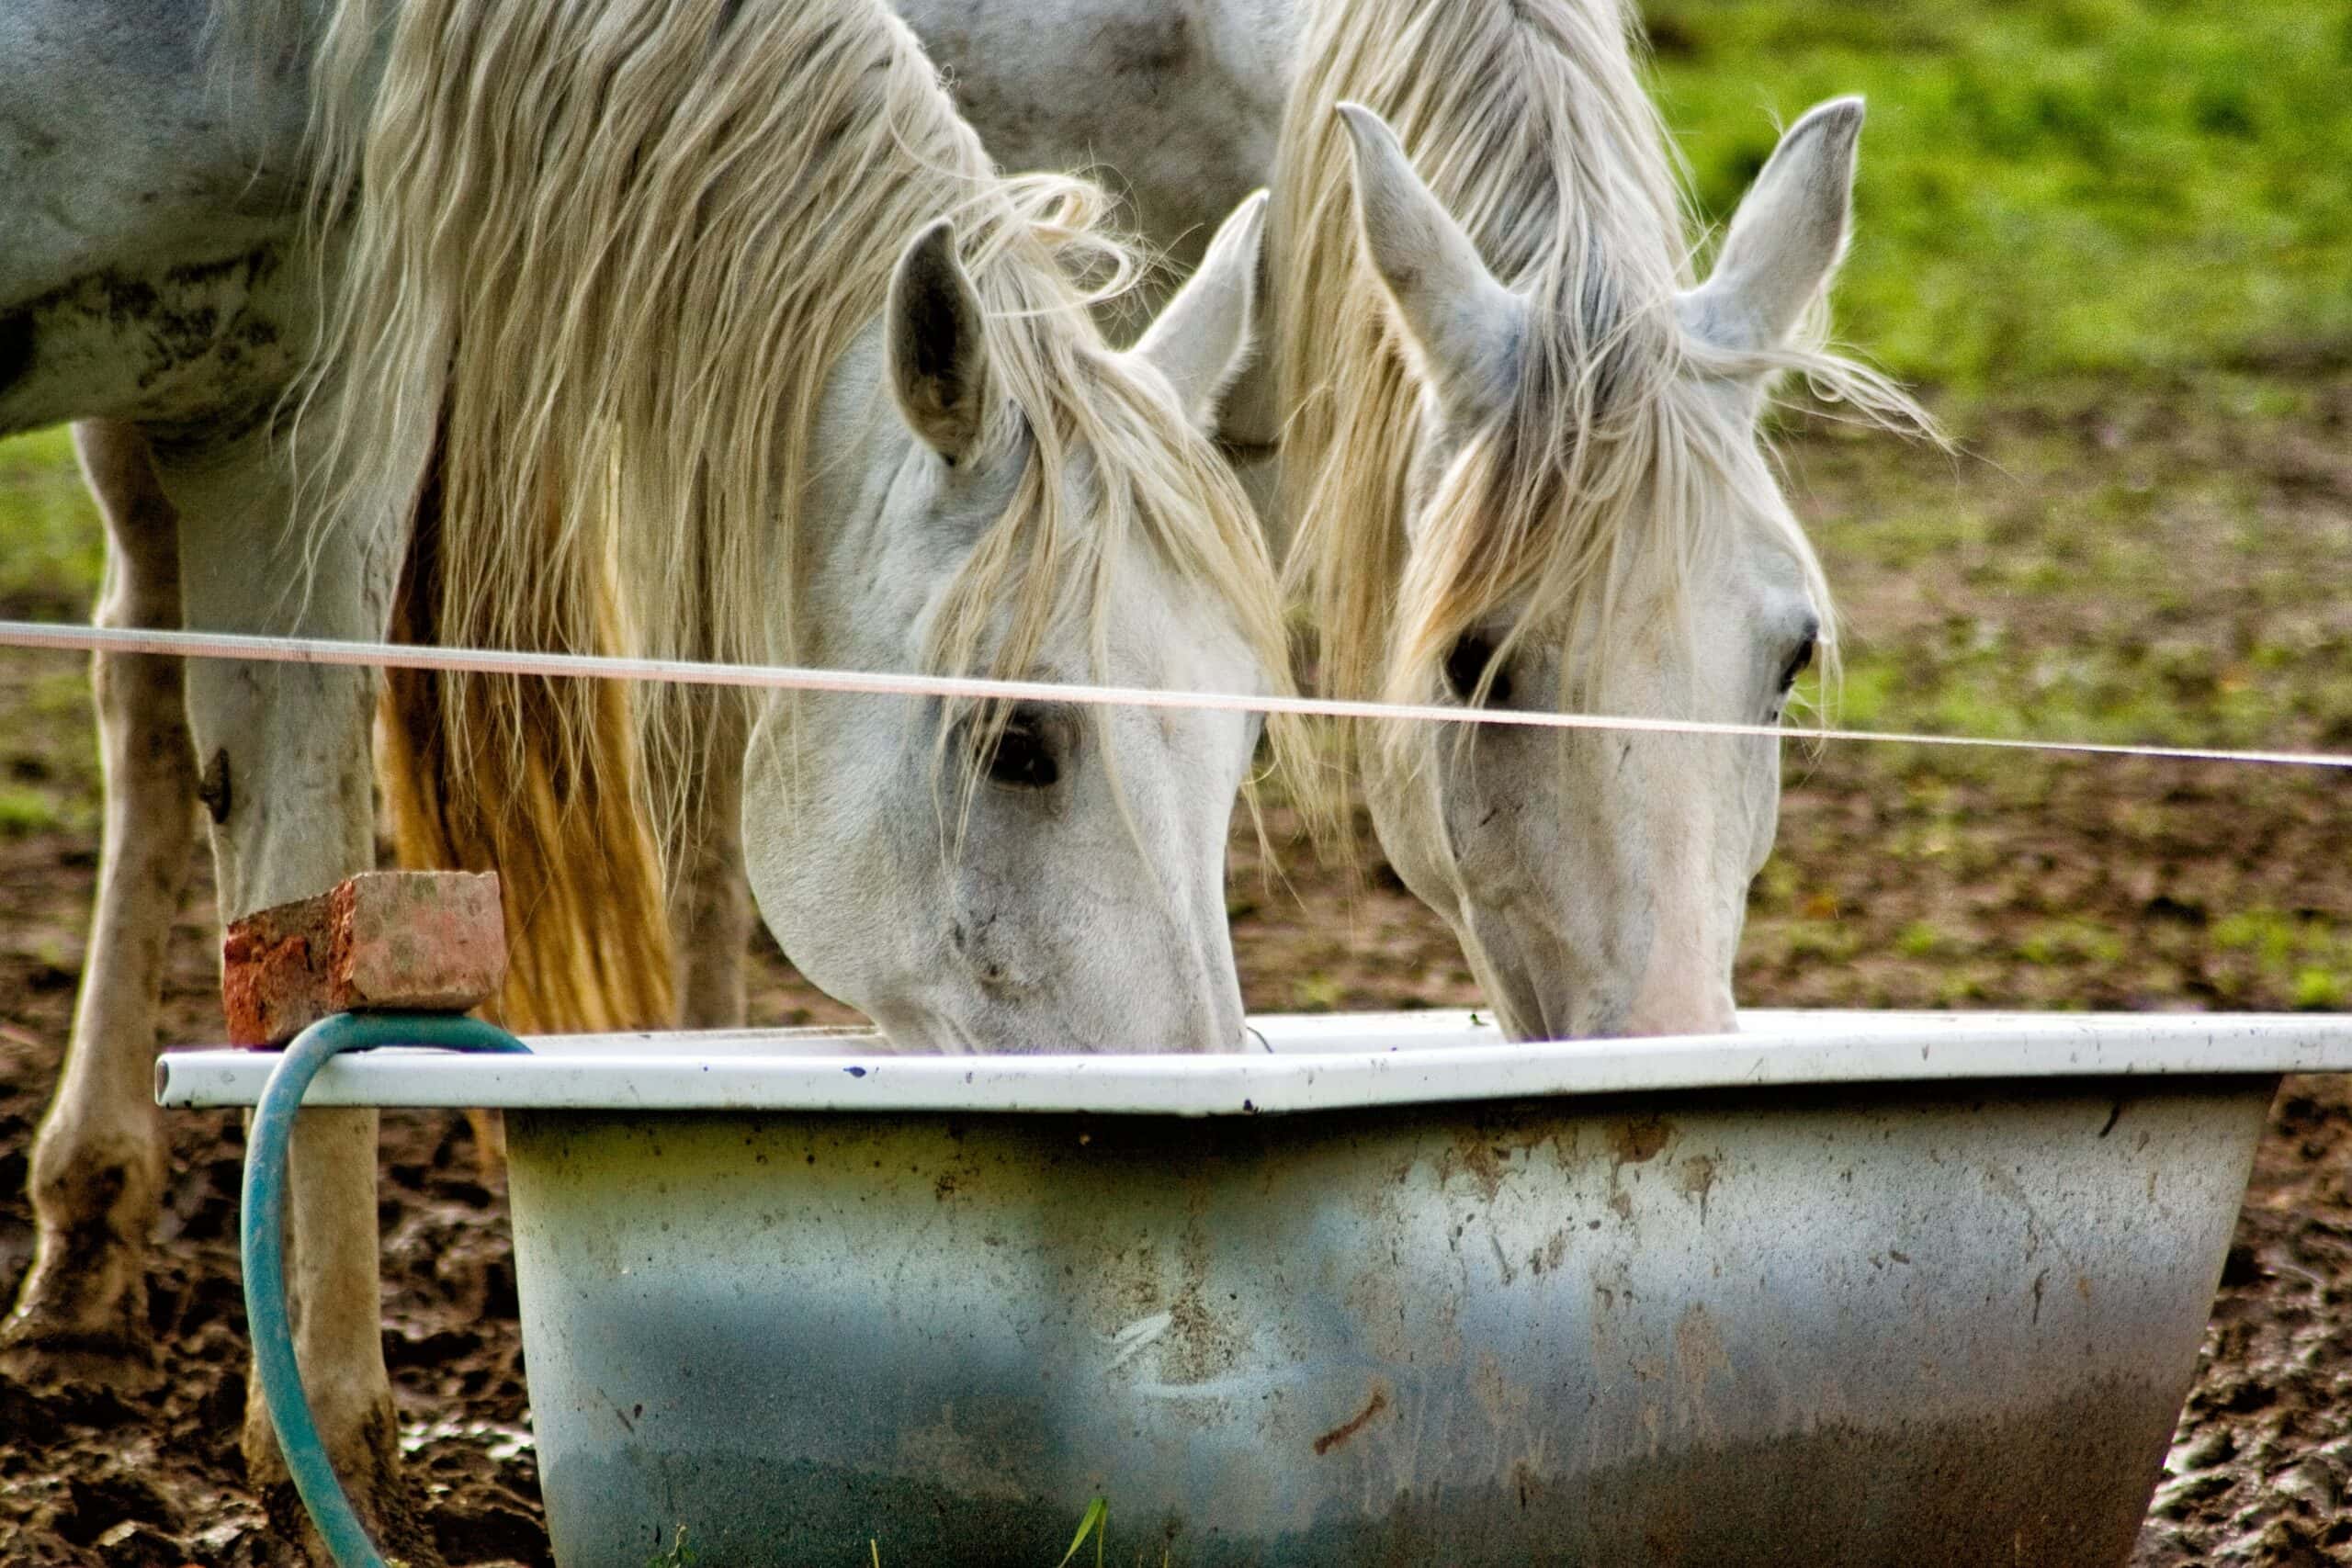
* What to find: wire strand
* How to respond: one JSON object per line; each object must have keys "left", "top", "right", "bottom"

{"left": 3, "top": 618, "right": 2345, "bottom": 771}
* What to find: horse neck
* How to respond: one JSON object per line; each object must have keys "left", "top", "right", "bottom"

{"left": 1194, "top": 0, "right": 1301, "bottom": 391}
{"left": 1193, "top": 0, "right": 1306, "bottom": 129}
{"left": 208, "top": 0, "right": 388, "bottom": 164}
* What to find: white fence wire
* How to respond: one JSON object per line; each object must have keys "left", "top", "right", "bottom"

{"left": 1, "top": 618, "right": 2346, "bottom": 772}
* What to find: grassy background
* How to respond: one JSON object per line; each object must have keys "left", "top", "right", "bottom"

{"left": 0, "top": 429, "right": 100, "bottom": 847}
{"left": 1644, "top": 0, "right": 2352, "bottom": 770}
{"left": 0, "top": 427, "right": 100, "bottom": 620}
{"left": 1651, "top": 0, "right": 2352, "bottom": 399}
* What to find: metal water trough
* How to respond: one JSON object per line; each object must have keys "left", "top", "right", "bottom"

{"left": 160, "top": 1010, "right": 2352, "bottom": 1566}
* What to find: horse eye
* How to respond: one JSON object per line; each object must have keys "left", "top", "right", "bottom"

{"left": 1444, "top": 634, "right": 1512, "bottom": 706}
{"left": 1779, "top": 634, "right": 1817, "bottom": 694}
{"left": 986, "top": 717, "right": 1058, "bottom": 788}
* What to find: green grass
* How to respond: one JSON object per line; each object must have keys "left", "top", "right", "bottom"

{"left": 1292, "top": 972, "right": 1346, "bottom": 1012}
{"left": 1649, "top": 0, "right": 2352, "bottom": 399}
{"left": 0, "top": 787, "right": 65, "bottom": 838}
{"left": 2207, "top": 909, "right": 2352, "bottom": 1010}
{"left": 1893, "top": 920, "right": 1948, "bottom": 959}
{"left": 0, "top": 426, "right": 102, "bottom": 616}
{"left": 2015, "top": 918, "right": 2128, "bottom": 967}
{"left": 1781, "top": 371, "right": 2352, "bottom": 761}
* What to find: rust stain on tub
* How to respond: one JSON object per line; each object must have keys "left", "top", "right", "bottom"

{"left": 1673, "top": 1303, "right": 1728, "bottom": 1386}
{"left": 1671, "top": 1303, "right": 1732, "bottom": 1446}
{"left": 1158, "top": 1209, "right": 1246, "bottom": 1384}
{"left": 895, "top": 1400, "right": 1042, "bottom": 1501}
{"left": 1313, "top": 1384, "right": 1391, "bottom": 1456}
{"left": 1162, "top": 1283, "right": 1245, "bottom": 1383}
{"left": 1439, "top": 1136, "right": 1510, "bottom": 1201}
{"left": 1677, "top": 1155, "right": 1718, "bottom": 1223}
{"left": 1536, "top": 1227, "right": 1571, "bottom": 1274}
{"left": 1471, "top": 1350, "right": 1538, "bottom": 1430}
{"left": 1607, "top": 1116, "right": 1672, "bottom": 1171}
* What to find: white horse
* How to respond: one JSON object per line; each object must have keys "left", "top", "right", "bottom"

{"left": 3, "top": 0, "right": 1284, "bottom": 1551}
{"left": 1264, "top": 0, "right": 1925, "bottom": 1039}
{"left": 7, "top": 0, "right": 1294, "bottom": 1025}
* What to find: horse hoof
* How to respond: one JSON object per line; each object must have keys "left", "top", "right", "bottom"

{"left": 250, "top": 1404, "right": 449, "bottom": 1568}
{"left": 258, "top": 1480, "right": 451, "bottom": 1568}
{"left": 0, "top": 1306, "right": 161, "bottom": 1393}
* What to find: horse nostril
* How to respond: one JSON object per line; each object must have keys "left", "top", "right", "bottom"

{"left": 198, "top": 749, "right": 232, "bottom": 824}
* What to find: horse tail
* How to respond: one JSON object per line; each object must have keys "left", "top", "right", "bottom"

{"left": 377, "top": 436, "right": 677, "bottom": 1035}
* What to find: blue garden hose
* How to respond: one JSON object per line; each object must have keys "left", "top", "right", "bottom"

{"left": 241, "top": 1012, "right": 532, "bottom": 1568}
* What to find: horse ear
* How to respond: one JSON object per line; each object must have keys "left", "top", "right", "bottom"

{"left": 1337, "top": 102, "right": 1523, "bottom": 430}
{"left": 1681, "top": 97, "right": 1865, "bottom": 354}
{"left": 1132, "top": 192, "right": 1267, "bottom": 432}
{"left": 888, "top": 220, "right": 990, "bottom": 464}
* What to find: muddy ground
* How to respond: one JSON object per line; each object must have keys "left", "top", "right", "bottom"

{"left": 2, "top": 398, "right": 2349, "bottom": 1564}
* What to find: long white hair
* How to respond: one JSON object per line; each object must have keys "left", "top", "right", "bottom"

{"left": 1272, "top": 0, "right": 1928, "bottom": 755}
{"left": 213, "top": 0, "right": 1300, "bottom": 1027}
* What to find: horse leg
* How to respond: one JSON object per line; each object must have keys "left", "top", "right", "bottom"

{"left": 668, "top": 701, "right": 751, "bottom": 1029}
{"left": 158, "top": 425, "right": 439, "bottom": 1564}
{"left": 0, "top": 421, "right": 198, "bottom": 1384}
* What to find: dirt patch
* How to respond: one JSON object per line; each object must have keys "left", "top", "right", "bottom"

{"left": 1605, "top": 1116, "right": 1673, "bottom": 1170}
{"left": 2134, "top": 1082, "right": 2352, "bottom": 1566}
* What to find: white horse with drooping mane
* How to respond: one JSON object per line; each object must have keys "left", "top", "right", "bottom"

{"left": 1264, "top": 0, "right": 1928, "bottom": 1039}
{"left": 312, "top": 0, "right": 1294, "bottom": 1049}
{"left": 6, "top": 0, "right": 1287, "bottom": 1550}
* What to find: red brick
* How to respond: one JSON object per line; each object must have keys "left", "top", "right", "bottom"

{"left": 221, "top": 871, "right": 508, "bottom": 1046}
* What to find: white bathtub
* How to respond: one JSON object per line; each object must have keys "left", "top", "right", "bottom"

{"left": 161, "top": 1010, "right": 2352, "bottom": 1566}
